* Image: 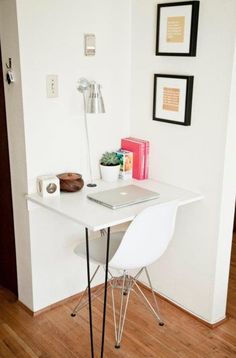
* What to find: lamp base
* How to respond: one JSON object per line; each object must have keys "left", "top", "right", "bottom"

{"left": 87, "top": 183, "right": 97, "bottom": 188}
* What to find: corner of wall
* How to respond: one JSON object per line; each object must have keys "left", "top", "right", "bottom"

{"left": 0, "top": 0, "right": 33, "bottom": 309}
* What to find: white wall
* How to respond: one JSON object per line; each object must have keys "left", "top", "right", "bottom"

{"left": 131, "top": 0, "right": 236, "bottom": 323}
{"left": 16, "top": 0, "right": 131, "bottom": 191}
{"left": 1, "top": 0, "right": 236, "bottom": 321}
{"left": 0, "top": 0, "right": 33, "bottom": 309}
{"left": 1, "top": 0, "right": 132, "bottom": 311}
{"left": 12, "top": 0, "right": 131, "bottom": 311}
{"left": 212, "top": 42, "right": 236, "bottom": 320}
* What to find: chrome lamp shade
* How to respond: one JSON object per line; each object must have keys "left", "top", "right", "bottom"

{"left": 77, "top": 78, "right": 105, "bottom": 187}
{"left": 86, "top": 82, "right": 105, "bottom": 114}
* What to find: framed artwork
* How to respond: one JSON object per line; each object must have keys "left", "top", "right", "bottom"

{"left": 153, "top": 74, "right": 194, "bottom": 126}
{"left": 156, "top": 1, "right": 200, "bottom": 56}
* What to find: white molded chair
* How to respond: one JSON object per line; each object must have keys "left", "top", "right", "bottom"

{"left": 71, "top": 201, "right": 179, "bottom": 348}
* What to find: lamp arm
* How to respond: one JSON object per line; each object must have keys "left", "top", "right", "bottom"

{"left": 83, "top": 91, "right": 94, "bottom": 185}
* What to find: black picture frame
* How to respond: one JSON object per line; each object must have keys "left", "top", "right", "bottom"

{"left": 156, "top": 1, "right": 200, "bottom": 57}
{"left": 153, "top": 74, "right": 194, "bottom": 126}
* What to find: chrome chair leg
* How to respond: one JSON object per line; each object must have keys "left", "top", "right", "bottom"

{"left": 144, "top": 267, "right": 164, "bottom": 325}
{"left": 132, "top": 268, "right": 164, "bottom": 326}
{"left": 71, "top": 265, "right": 101, "bottom": 317}
{"left": 72, "top": 264, "right": 164, "bottom": 349}
{"left": 111, "top": 271, "right": 131, "bottom": 349}
{"left": 108, "top": 268, "right": 144, "bottom": 348}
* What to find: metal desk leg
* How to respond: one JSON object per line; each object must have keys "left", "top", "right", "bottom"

{"left": 100, "top": 227, "right": 110, "bottom": 358}
{"left": 85, "top": 228, "right": 94, "bottom": 358}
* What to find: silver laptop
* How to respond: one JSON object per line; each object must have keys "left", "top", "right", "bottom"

{"left": 87, "top": 185, "right": 160, "bottom": 209}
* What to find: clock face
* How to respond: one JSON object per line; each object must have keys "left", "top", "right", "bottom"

{"left": 46, "top": 183, "right": 57, "bottom": 194}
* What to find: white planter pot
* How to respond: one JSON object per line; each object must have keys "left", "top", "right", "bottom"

{"left": 100, "top": 164, "right": 120, "bottom": 182}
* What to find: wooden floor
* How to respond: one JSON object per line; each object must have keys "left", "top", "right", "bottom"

{"left": 1, "top": 284, "right": 236, "bottom": 357}
{"left": 227, "top": 233, "right": 236, "bottom": 319}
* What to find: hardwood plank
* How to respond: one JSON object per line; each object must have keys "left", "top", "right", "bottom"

{"left": 0, "top": 340, "right": 16, "bottom": 358}
{"left": 0, "top": 285, "right": 236, "bottom": 357}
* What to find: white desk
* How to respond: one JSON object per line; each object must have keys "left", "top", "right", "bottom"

{"left": 27, "top": 179, "right": 203, "bottom": 358}
{"left": 27, "top": 179, "right": 203, "bottom": 231}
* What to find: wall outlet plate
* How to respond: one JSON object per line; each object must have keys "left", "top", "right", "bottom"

{"left": 84, "top": 34, "right": 96, "bottom": 56}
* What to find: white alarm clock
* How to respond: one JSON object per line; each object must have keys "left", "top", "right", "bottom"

{"left": 37, "top": 175, "right": 60, "bottom": 197}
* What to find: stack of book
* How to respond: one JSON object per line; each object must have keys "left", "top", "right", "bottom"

{"left": 121, "top": 137, "right": 149, "bottom": 180}
{"left": 116, "top": 149, "right": 133, "bottom": 180}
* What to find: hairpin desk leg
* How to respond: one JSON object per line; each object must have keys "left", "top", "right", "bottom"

{"left": 100, "top": 227, "right": 111, "bottom": 358}
{"left": 85, "top": 228, "right": 94, "bottom": 358}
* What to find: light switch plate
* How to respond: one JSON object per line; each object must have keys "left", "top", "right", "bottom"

{"left": 84, "top": 34, "right": 96, "bottom": 56}
{"left": 46, "top": 75, "right": 58, "bottom": 98}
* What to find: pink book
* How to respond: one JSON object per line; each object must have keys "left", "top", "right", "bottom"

{"left": 121, "top": 138, "right": 145, "bottom": 179}
{"left": 127, "top": 137, "right": 149, "bottom": 179}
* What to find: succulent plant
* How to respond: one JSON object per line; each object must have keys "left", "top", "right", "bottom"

{"left": 100, "top": 151, "right": 120, "bottom": 166}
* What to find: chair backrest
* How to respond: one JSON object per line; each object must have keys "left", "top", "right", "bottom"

{"left": 109, "top": 201, "right": 179, "bottom": 270}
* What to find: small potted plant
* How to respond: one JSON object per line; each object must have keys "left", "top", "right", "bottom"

{"left": 100, "top": 151, "right": 121, "bottom": 182}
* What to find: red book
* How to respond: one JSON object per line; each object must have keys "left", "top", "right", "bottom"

{"left": 128, "top": 137, "right": 149, "bottom": 179}
{"left": 121, "top": 138, "right": 145, "bottom": 179}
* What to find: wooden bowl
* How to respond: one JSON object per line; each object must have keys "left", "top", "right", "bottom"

{"left": 57, "top": 173, "right": 84, "bottom": 192}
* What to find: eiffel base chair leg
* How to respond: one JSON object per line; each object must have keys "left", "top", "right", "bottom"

{"left": 71, "top": 265, "right": 101, "bottom": 317}
{"left": 110, "top": 268, "right": 144, "bottom": 349}
{"left": 110, "top": 271, "right": 131, "bottom": 349}
{"left": 71, "top": 264, "right": 164, "bottom": 349}
{"left": 133, "top": 267, "right": 164, "bottom": 326}
{"left": 110, "top": 267, "right": 164, "bottom": 349}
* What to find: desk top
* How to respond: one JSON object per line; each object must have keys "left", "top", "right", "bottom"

{"left": 26, "top": 179, "right": 203, "bottom": 231}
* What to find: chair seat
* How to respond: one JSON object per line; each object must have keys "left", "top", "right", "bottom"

{"left": 74, "top": 231, "right": 124, "bottom": 266}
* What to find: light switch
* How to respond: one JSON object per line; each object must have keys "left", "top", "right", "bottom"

{"left": 84, "top": 34, "right": 96, "bottom": 56}
{"left": 46, "top": 75, "right": 58, "bottom": 98}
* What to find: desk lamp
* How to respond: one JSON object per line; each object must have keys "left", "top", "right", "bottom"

{"left": 77, "top": 78, "right": 105, "bottom": 187}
